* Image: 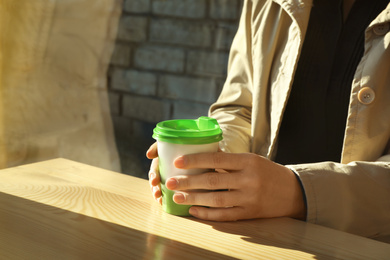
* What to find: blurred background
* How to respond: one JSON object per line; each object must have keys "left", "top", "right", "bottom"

{"left": 0, "top": 0, "right": 242, "bottom": 179}
{"left": 108, "top": 0, "right": 243, "bottom": 178}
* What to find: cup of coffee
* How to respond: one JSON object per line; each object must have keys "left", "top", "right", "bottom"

{"left": 152, "top": 116, "right": 223, "bottom": 216}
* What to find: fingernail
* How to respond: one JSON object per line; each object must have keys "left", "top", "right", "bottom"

{"left": 149, "top": 171, "right": 156, "bottom": 180}
{"left": 166, "top": 178, "right": 178, "bottom": 189}
{"left": 173, "top": 193, "right": 185, "bottom": 203}
{"left": 174, "top": 156, "right": 186, "bottom": 168}
{"left": 146, "top": 148, "right": 152, "bottom": 158}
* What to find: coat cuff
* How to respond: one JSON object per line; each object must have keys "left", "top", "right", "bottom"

{"left": 287, "top": 166, "right": 317, "bottom": 224}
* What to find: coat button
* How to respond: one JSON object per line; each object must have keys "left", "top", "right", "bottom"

{"left": 373, "top": 23, "right": 389, "bottom": 36}
{"left": 358, "top": 87, "right": 375, "bottom": 105}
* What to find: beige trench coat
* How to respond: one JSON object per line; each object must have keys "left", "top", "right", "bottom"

{"left": 210, "top": 0, "right": 390, "bottom": 240}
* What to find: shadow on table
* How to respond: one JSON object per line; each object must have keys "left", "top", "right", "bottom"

{"left": 192, "top": 218, "right": 329, "bottom": 260}
{"left": 0, "top": 192, "right": 236, "bottom": 260}
{"left": 193, "top": 217, "right": 388, "bottom": 260}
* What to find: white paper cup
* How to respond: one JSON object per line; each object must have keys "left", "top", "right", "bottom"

{"left": 153, "top": 117, "right": 223, "bottom": 216}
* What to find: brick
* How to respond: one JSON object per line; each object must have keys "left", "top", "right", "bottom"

{"left": 111, "top": 116, "right": 147, "bottom": 178}
{"left": 108, "top": 92, "right": 121, "bottom": 115}
{"left": 111, "top": 68, "right": 157, "bottom": 95}
{"left": 215, "top": 23, "right": 238, "bottom": 50}
{"left": 132, "top": 120, "right": 156, "bottom": 142}
{"left": 112, "top": 115, "right": 133, "bottom": 141}
{"left": 124, "top": 0, "right": 150, "bottom": 13}
{"left": 107, "top": 66, "right": 115, "bottom": 78}
{"left": 123, "top": 95, "right": 171, "bottom": 123}
{"left": 111, "top": 116, "right": 155, "bottom": 178}
{"left": 110, "top": 43, "right": 131, "bottom": 66}
{"left": 117, "top": 16, "right": 148, "bottom": 42}
{"left": 210, "top": 0, "right": 241, "bottom": 20}
{"left": 134, "top": 46, "right": 185, "bottom": 72}
{"left": 172, "top": 101, "right": 210, "bottom": 119}
{"left": 186, "top": 50, "right": 229, "bottom": 76}
{"left": 118, "top": 150, "right": 150, "bottom": 178}
{"left": 159, "top": 75, "right": 217, "bottom": 103}
{"left": 150, "top": 18, "right": 212, "bottom": 47}
{"left": 152, "top": 0, "right": 206, "bottom": 18}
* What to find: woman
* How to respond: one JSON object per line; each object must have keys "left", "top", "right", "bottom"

{"left": 148, "top": 0, "right": 390, "bottom": 240}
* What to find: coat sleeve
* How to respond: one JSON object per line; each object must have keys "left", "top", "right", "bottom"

{"left": 287, "top": 13, "right": 390, "bottom": 240}
{"left": 208, "top": 0, "right": 254, "bottom": 153}
{"left": 288, "top": 155, "right": 390, "bottom": 240}
{"left": 212, "top": 0, "right": 390, "bottom": 241}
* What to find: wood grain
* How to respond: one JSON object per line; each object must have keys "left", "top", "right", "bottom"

{"left": 0, "top": 158, "right": 389, "bottom": 259}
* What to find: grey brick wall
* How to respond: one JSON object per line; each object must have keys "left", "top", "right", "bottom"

{"left": 108, "top": 0, "right": 243, "bottom": 178}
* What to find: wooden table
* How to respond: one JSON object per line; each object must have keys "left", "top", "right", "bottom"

{"left": 1, "top": 158, "right": 389, "bottom": 259}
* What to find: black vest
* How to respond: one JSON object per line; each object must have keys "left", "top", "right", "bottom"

{"left": 274, "top": 0, "right": 388, "bottom": 164}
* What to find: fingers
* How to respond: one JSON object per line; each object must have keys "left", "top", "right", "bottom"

{"left": 174, "top": 152, "right": 244, "bottom": 170}
{"left": 173, "top": 190, "right": 241, "bottom": 208}
{"left": 151, "top": 186, "right": 162, "bottom": 202}
{"left": 166, "top": 171, "right": 240, "bottom": 191}
{"left": 148, "top": 158, "right": 160, "bottom": 186}
{"left": 149, "top": 158, "right": 162, "bottom": 204}
{"left": 146, "top": 142, "right": 158, "bottom": 159}
{"left": 189, "top": 206, "right": 246, "bottom": 222}
{"left": 147, "top": 143, "right": 161, "bottom": 204}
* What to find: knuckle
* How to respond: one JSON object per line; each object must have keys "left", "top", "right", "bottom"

{"left": 212, "top": 193, "right": 226, "bottom": 207}
{"left": 244, "top": 153, "right": 258, "bottom": 167}
{"left": 148, "top": 171, "right": 155, "bottom": 180}
{"left": 240, "top": 174, "right": 252, "bottom": 186}
{"left": 206, "top": 173, "right": 220, "bottom": 189}
{"left": 211, "top": 152, "right": 224, "bottom": 168}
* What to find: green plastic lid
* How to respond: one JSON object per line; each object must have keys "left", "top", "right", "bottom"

{"left": 153, "top": 116, "right": 223, "bottom": 144}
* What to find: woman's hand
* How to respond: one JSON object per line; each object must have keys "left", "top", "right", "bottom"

{"left": 146, "top": 142, "right": 162, "bottom": 205}
{"left": 165, "top": 152, "right": 306, "bottom": 221}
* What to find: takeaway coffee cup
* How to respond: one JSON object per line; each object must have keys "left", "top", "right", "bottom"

{"left": 152, "top": 116, "right": 223, "bottom": 216}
